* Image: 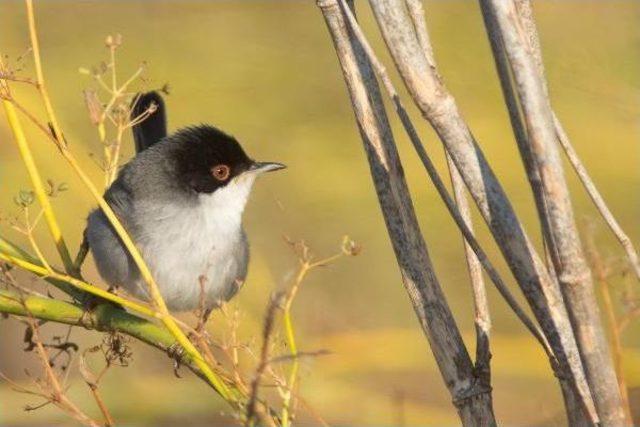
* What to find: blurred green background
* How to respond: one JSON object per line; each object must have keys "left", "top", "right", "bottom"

{"left": 1, "top": 0, "right": 639, "bottom": 425}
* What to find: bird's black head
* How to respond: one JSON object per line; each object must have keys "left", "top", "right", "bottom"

{"left": 171, "top": 125, "right": 284, "bottom": 194}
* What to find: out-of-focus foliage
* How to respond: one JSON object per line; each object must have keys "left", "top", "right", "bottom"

{"left": 0, "top": 1, "right": 638, "bottom": 425}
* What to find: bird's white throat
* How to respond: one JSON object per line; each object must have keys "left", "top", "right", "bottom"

{"left": 127, "top": 172, "right": 258, "bottom": 311}
{"left": 198, "top": 172, "right": 258, "bottom": 229}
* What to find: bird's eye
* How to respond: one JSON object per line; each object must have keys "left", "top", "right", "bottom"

{"left": 212, "top": 164, "right": 231, "bottom": 181}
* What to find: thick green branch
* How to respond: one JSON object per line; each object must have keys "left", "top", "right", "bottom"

{"left": 0, "top": 236, "right": 208, "bottom": 387}
{"left": 0, "top": 289, "right": 206, "bottom": 383}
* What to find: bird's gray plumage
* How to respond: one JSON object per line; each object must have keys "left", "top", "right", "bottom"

{"left": 86, "top": 92, "right": 283, "bottom": 312}
{"left": 87, "top": 131, "right": 252, "bottom": 311}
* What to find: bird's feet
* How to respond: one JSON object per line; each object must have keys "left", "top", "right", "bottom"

{"left": 167, "top": 343, "right": 185, "bottom": 377}
{"left": 79, "top": 293, "right": 102, "bottom": 326}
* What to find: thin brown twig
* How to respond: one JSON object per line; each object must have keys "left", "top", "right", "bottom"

{"left": 23, "top": 313, "right": 100, "bottom": 426}
{"left": 584, "top": 229, "right": 633, "bottom": 422}
{"left": 553, "top": 114, "right": 640, "bottom": 283}
{"left": 78, "top": 346, "right": 115, "bottom": 426}
{"left": 246, "top": 292, "right": 283, "bottom": 427}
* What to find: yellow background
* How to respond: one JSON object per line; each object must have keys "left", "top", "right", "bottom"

{"left": 1, "top": 1, "right": 639, "bottom": 425}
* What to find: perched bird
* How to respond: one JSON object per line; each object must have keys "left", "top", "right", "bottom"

{"left": 86, "top": 91, "right": 285, "bottom": 316}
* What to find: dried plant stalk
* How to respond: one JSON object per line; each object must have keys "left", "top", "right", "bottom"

{"left": 366, "top": 0, "right": 596, "bottom": 421}
{"left": 338, "top": 0, "right": 553, "bottom": 369}
{"left": 480, "top": 0, "right": 625, "bottom": 424}
{"left": 318, "top": 1, "right": 495, "bottom": 424}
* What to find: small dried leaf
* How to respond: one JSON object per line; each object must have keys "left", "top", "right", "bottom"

{"left": 342, "top": 235, "right": 362, "bottom": 256}
{"left": 16, "top": 190, "right": 35, "bottom": 207}
{"left": 83, "top": 89, "right": 103, "bottom": 125}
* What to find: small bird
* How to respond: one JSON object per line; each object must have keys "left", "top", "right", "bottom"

{"left": 86, "top": 91, "right": 285, "bottom": 318}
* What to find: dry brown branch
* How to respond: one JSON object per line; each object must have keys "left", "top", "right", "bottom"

{"left": 78, "top": 345, "right": 115, "bottom": 427}
{"left": 246, "top": 293, "right": 283, "bottom": 427}
{"left": 18, "top": 312, "right": 100, "bottom": 426}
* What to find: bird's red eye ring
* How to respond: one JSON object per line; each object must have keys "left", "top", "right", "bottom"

{"left": 212, "top": 164, "right": 231, "bottom": 181}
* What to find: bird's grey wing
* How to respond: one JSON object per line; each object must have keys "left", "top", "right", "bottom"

{"left": 221, "top": 229, "right": 250, "bottom": 302}
{"left": 86, "top": 179, "right": 140, "bottom": 288}
{"left": 131, "top": 91, "right": 167, "bottom": 154}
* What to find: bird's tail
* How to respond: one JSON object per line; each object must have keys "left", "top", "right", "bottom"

{"left": 130, "top": 91, "right": 167, "bottom": 153}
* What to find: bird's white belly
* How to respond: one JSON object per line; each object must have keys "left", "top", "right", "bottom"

{"left": 123, "top": 199, "right": 248, "bottom": 311}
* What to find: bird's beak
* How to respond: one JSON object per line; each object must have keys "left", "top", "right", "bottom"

{"left": 250, "top": 161, "right": 287, "bottom": 174}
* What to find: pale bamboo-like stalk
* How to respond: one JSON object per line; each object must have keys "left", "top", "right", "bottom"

{"left": 511, "top": 1, "right": 640, "bottom": 283}
{"left": 445, "top": 154, "right": 491, "bottom": 372}
{"left": 405, "top": 0, "right": 491, "bottom": 374}
{"left": 367, "top": 0, "right": 597, "bottom": 422}
{"left": 318, "top": 1, "right": 496, "bottom": 424}
{"left": 476, "top": 5, "right": 589, "bottom": 423}
{"left": 480, "top": 1, "right": 625, "bottom": 424}
{"left": 338, "top": 0, "right": 551, "bottom": 363}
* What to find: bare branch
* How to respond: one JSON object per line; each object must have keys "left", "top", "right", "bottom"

{"left": 340, "top": 0, "right": 552, "bottom": 363}
{"left": 480, "top": 0, "right": 625, "bottom": 423}
{"left": 553, "top": 113, "right": 640, "bottom": 282}
{"left": 318, "top": 1, "right": 495, "bottom": 424}
{"left": 407, "top": 0, "right": 490, "bottom": 377}
{"left": 366, "top": 0, "right": 596, "bottom": 421}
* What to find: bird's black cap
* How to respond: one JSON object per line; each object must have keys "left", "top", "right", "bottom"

{"left": 171, "top": 125, "right": 254, "bottom": 194}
